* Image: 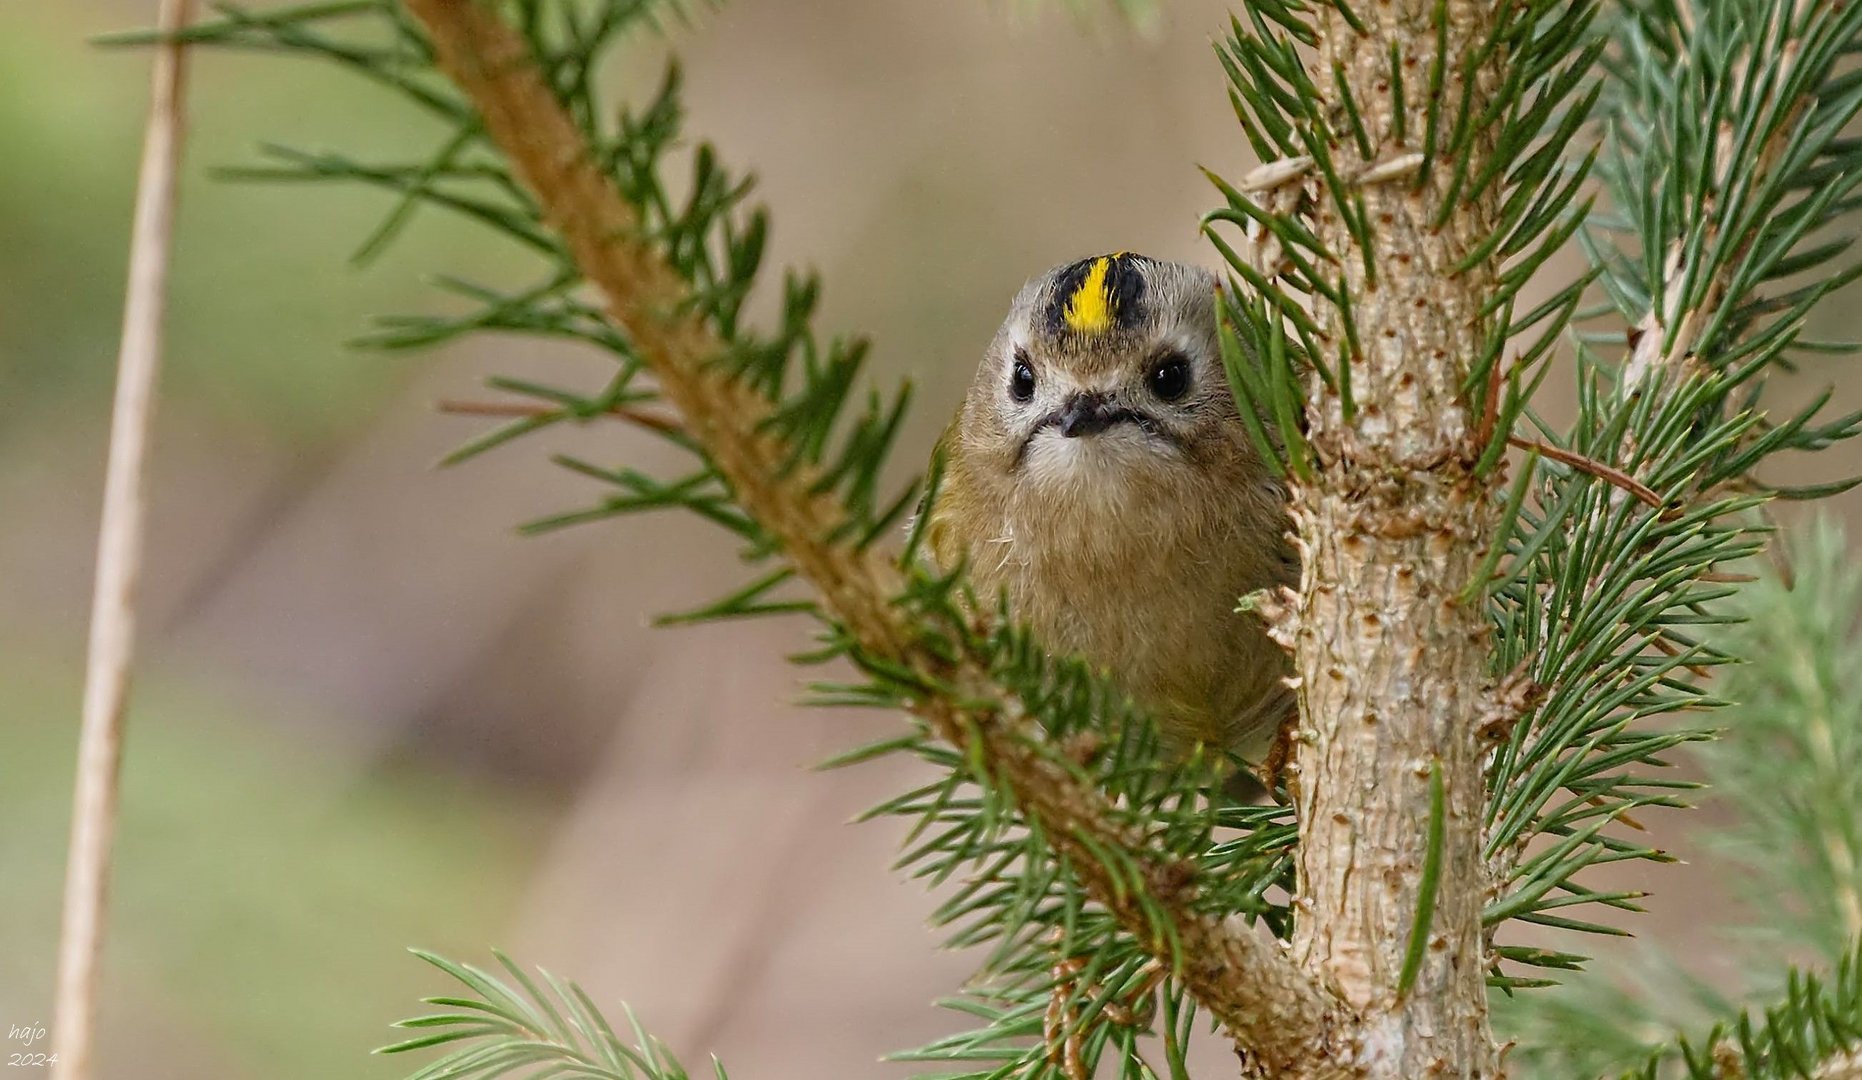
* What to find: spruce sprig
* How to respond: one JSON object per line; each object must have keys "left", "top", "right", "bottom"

{"left": 1502, "top": 520, "right": 1862, "bottom": 1077}
{"left": 1484, "top": 0, "right": 1862, "bottom": 980}
{"left": 1620, "top": 943, "right": 1862, "bottom": 1080}
{"left": 378, "top": 950, "right": 725, "bottom": 1080}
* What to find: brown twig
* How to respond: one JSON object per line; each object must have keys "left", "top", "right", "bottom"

{"left": 399, "top": 0, "right": 1353, "bottom": 1072}
{"left": 1649, "top": 632, "right": 1715, "bottom": 685}
{"left": 1508, "top": 435, "right": 1664, "bottom": 508}
{"left": 53, "top": 2, "right": 194, "bottom": 1077}
{"left": 1475, "top": 345, "right": 1507, "bottom": 455}
{"left": 436, "top": 397, "right": 685, "bottom": 437}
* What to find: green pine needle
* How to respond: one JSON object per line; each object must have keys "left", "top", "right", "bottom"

{"left": 380, "top": 949, "right": 725, "bottom": 1080}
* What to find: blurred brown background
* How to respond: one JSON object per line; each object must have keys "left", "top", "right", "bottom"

{"left": 2, "top": 1, "right": 1859, "bottom": 1077}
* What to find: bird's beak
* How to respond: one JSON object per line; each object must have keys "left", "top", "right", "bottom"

{"left": 1056, "top": 393, "right": 1116, "bottom": 438}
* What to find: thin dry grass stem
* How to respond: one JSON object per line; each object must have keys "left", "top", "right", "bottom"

{"left": 52, "top": 2, "right": 195, "bottom": 1077}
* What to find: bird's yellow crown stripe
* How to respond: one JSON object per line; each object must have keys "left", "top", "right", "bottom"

{"left": 1062, "top": 256, "right": 1116, "bottom": 335}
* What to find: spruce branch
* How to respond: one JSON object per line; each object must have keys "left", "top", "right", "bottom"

{"left": 1480, "top": 0, "right": 1862, "bottom": 982}
{"left": 1498, "top": 519, "right": 1862, "bottom": 1077}
{"left": 1618, "top": 942, "right": 1862, "bottom": 1080}
{"left": 410, "top": 2, "right": 1350, "bottom": 1041}
{"left": 379, "top": 950, "right": 726, "bottom": 1080}
{"left": 1609, "top": 0, "right": 1862, "bottom": 393}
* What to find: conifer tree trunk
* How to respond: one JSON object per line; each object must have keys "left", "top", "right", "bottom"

{"left": 1288, "top": 5, "right": 1505, "bottom": 1075}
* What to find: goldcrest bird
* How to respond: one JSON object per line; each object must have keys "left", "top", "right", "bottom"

{"left": 926, "top": 252, "right": 1296, "bottom": 759}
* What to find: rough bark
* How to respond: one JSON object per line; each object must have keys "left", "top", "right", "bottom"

{"left": 1287, "top": 4, "right": 1507, "bottom": 1076}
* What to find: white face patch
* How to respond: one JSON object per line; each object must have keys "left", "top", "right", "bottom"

{"left": 1020, "top": 421, "right": 1177, "bottom": 491}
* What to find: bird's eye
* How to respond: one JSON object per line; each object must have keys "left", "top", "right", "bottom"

{"left": 1009, "top": 351, "right": 1037, "bottom": 403}
{"left": 1146, "top": 352, "right": 1191, "bottom": 402}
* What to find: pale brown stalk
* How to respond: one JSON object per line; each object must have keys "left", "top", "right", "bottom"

{"left": 399, "top": 0, "right": 1353, "bottom": 1071}
{"left": 52, "top": 2, "right": 194, "bottom": 1077}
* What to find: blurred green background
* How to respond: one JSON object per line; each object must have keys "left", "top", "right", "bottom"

{"left": 5, "top": 2, "right": 1861, "bottom": 1077}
